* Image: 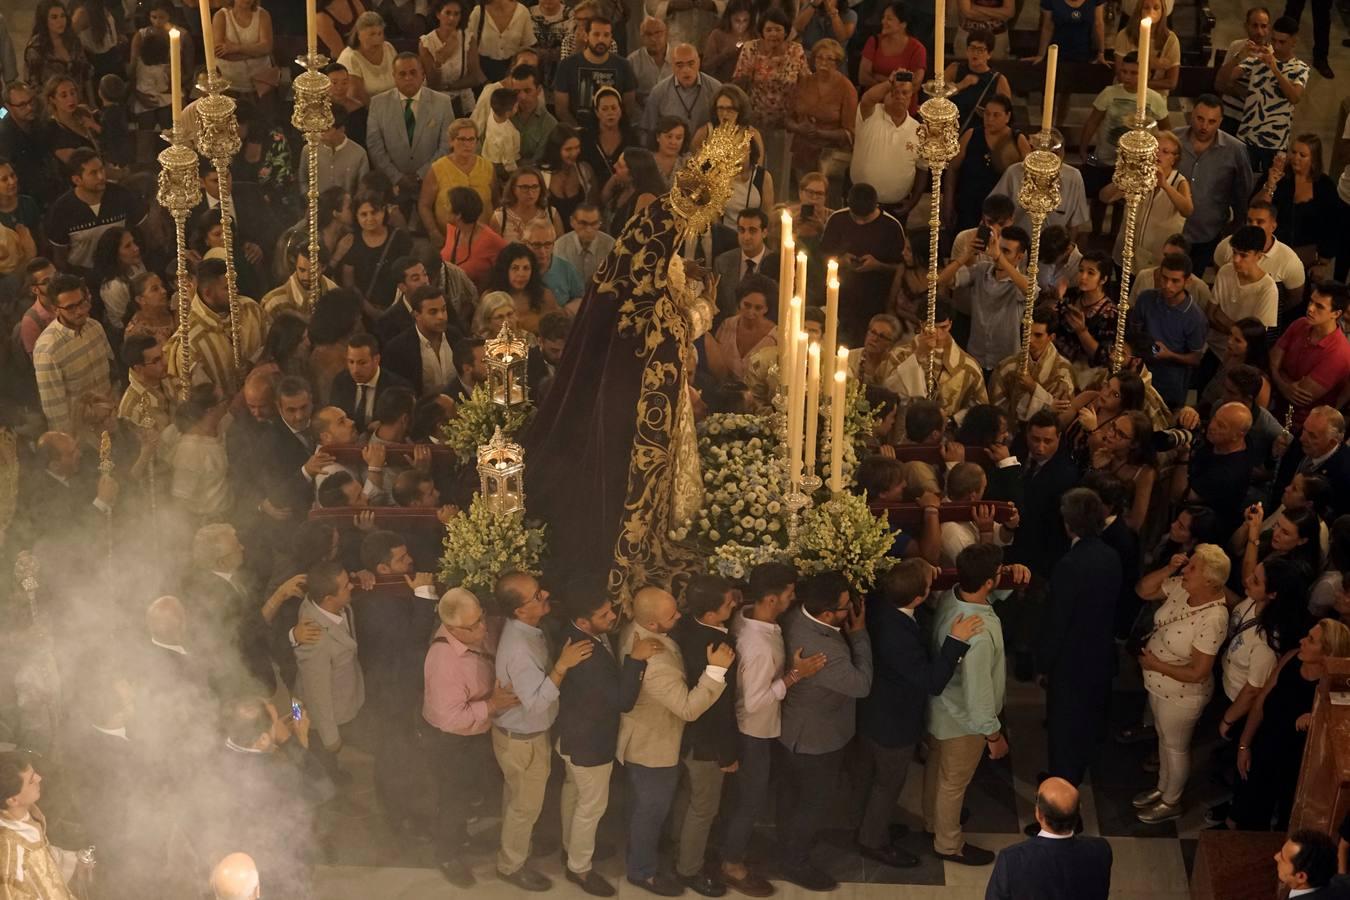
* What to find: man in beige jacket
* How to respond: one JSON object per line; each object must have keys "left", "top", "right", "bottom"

{"left": 617, "top": 586, "right": 734, "bottom": 896}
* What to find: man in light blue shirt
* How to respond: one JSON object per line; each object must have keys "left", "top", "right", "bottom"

{"left": 925, "top": 544, "right": 1028, "bottom": 866}
{"left": 524, "top": 219, "right": 586, "bottom": 312}
{"left": 492, "top": 571, "right": 593, "bottom": 891}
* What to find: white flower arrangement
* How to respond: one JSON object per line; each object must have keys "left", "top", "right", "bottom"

{"left": 441, "top": 384, "right": 535, "bottom": 463}
{"left": 440, "top": 494, "right": 548, "bottom": 596}
{"left": 794, "top": 492, "right": 896, "bottom": 592}
{"left": 707, "top": 542, "right": 785, "bottom": 581}
{"left": 669, "top": 413, "right": 789, "bottom": 562}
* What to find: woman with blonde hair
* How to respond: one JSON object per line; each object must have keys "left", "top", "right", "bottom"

{"left": 45, "top": 74, "right": 100, "bottom": 168}
{"left": 1255, "top": 133, "right": 1338, "bottom": 273}
{"left": 472, "top": 290, "right": 517, "bottom": 337}
{"left": 1112, "top": 0, "right": 1180, "bottom": 95}
{"left": 1101, "top": 129, "right": 1192, "bottom": 269}
{"left": 336, "top": 11, "right": 398, "bottom": 103}
{"left": 420, "top": 118, "right": 497, "bottom": 241}
{"left": 1221, "top": 618, "right": 1350, "bottom": 830}
{"left": 1133, "top": 544, "right": 1233, "bottom": 823}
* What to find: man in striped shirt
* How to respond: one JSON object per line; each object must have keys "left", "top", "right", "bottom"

{"left": 32, "top": 272, "right": 113, "bottom": 436}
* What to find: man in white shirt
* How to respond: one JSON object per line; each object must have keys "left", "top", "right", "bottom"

{"left": 1202, "top": 225, "right": 1278, "bottom": 384}
{"left": 850, "top": 73, "right": 926, "bottom": 223}
{"left": 1211, "top": 200, "right": 1305, "bottom": 312}
{"left": 553, "top": 204, "right": 616, "bottom": 285}
{"left": 941, "top": 463, "right": 1017, "bottom": 565}
{"left": 719, "top": 563, "right": 825, "bottom": 895}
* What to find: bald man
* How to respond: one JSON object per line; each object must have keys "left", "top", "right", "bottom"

{"left": 1172, "top": 400, "right": 1255, "bottom": 536}
{"left": 211, "top": 852, "right": 261, "bottom": 900}
{"left": 13, "top": 430, "right": 119, "bottom": 556}
{"left": 617, "top": 586, "right": 733, "bottom": 894}
{"left": 986, "top": 778, "right": 1111, "bottom": 899}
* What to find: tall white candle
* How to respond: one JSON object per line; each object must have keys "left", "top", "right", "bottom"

{"left": 1040, "top": 45, "right": 1058, "bottom": 134}
{"left": 804, "top": 342, "right": 821, "bottom": 477}
{"left": 169, "top": 28, "right": 183, "bottom": 129}
{"left": 935, "top": 0, "right": 945, "bottom": 81}
{"left": 1136, "top": 18, "right": 1152, "bottom": 117}
{"left": 829, "top": 370, "right": 847, "bottom": 494}
{"left": 307, "top": 0, "right": 318, "bottom": 60}
{"left": 199, "top": 0, "right": 217, "bottom": 76}
{"left": 795, "top": 251, "right": 808, "bottom": 306}
{"left": 778, "top": 209, "right": 794, "bottom": 379}
{"left": 823, "top": 267, "right": 839, "bottom": 384}
{"left": 789, "top": 330, "right": 809, "bottom": 489}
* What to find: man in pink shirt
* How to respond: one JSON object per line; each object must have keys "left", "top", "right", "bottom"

{"left": 17, "top": 256, "right": 56, "bottom": 357}
{"left": 1271, "top": 282, "right": 1350, "bottom": 425}
{"left": 423, "top": 587, "right": 521, "bottom": 888}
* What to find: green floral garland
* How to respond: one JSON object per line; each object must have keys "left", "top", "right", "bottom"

{"left": 794, "top": 492, "right": 896, "bottom": 592}
{"left": 441, "top": 384, "right": 535, "bottom": 463}
{"left": 440, "top": 494, "right": 548, "bottom": 596}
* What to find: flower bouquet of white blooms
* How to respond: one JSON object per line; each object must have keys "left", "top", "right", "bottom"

{"left": 669, "top": 413, "right": 789, "bottom": 558}
{"left": 440, "top": 494, "right": 547, "bottom": 596}
{"left": 441, "top": 384, "right": 535, "bottom": 463}
{"left": 794, "top": 492, "right": 896, "bottom": 592}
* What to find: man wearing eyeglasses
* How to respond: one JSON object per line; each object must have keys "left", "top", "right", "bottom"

{"left": 524, "top": 219, "right": 585, "bottom": 311}
{"left": 554, "top": 204, "right": 615, "bottom": 285}
{"left": 32, "top": 271, "right": 112, "bottom": 436}
{"left": 0, "top": 81, "right": 56, "bottom": 205}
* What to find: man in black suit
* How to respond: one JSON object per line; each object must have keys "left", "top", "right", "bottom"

{"left": 227, "top": 371, "right": 280, "bottom": 515}
{"left": 1275, "top": 830, "right": 1342, "bottom": 899}
{"left": 13, "top": 431, "right": 119, "bottom": 567}
{"left": 1082, "top": 471, "right": 1142, "bottom": 639}
{"left": 1007, "top": 410, "right": 1081, "bottom": 678}
{"left": 355, "top": 531, "right": 441, "bottom": 836}
{"left": 375, "top": 257, "right": 430, "bottom": 345}
{"left": 1272, "top": 405, "right": 1350, "bottom": 518}
{"left": 261, "top": 375, "right": 324, "bottom": 517}
{"left": 555, "top": 589, "right": 656, "bottom": 897}
{"left": 986, "top": 778, "right": 1111, "bottom": 899}
{"left": 330, "top": 333, "right": 413, "bottom": 433}
{"left": 383, "top": 285, "right": 466, "bottom": 397}
{"left": 857, "top": 559, "right": 982, "bottom": 869}
{"left": 1037, "top": 488, "right": 1121, "bottom": 790}
{"left": 449, "top": 337, "right": 487, "bottom": 402}
{"left": 713, "top": 208, "right": 780, "bottom": 321}
{"left": 670, "top": 575, "right": 740, "bottom": 896}
{"left": 182, "top": 523, "right": 278, "bottom": 695}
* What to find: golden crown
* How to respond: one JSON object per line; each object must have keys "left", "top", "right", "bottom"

{"left": 669, "top": 124, "right": 752, "bottom": 242}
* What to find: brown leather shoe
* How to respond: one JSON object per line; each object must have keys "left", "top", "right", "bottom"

{"left": 721, "top": 869, "right": 774, "bottom": 898}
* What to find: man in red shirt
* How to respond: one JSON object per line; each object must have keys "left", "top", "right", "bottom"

{"left": 1270, "top": 281, "right": 1350, "bottom": 424}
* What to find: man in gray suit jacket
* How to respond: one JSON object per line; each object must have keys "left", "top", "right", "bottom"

{"left": 712, "top": 208, "right": 779, "bottom": 321}
{"left": 366, "top": 53, "right": 455, "bottom": 202}
{"left": 777, "top": 571, "right": 873, "bottom": 892}
{"left": 295, "top": 559, "right": 365, "bottom": 781}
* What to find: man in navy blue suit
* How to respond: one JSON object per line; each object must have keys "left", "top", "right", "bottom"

{"left": 986, "top": 778, "right": 1111, "bottom": 900}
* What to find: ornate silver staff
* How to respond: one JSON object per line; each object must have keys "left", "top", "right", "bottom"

{"left": 1110, "top": 116, "right": 1159, "bottom": 373}
{"left": 192, "top": 70, "right": 243, "bottom": 369}
{"left": 293, "top": 48, "right": 334, "bottom": 314}
{"left": 1017, "top": 130, "right": 1062, "bottom": 373}
{"left": 136, "top": 394, "right": 158, "bottom": 529}
{"left": 917, "top": 75, "right": 961, "bottom": 398}
{"left": 98, "top": 431, "right": 114, "bottom": 562}
{"left": 157, "top": 113, "right": 201, "bottom": 401}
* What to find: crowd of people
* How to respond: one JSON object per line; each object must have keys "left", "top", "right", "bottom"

{"left": 2, "top": 0, "right": 1350, "bottom": 897}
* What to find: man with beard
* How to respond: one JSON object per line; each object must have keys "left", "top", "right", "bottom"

{"left": 555, "top": 590, "right": 662, "bottom": 896}
{"left": 553, "top": 17, "right": 638, "bottom": 127}
{"left": 163, "top": 257, "right": 264, "bottom": 398}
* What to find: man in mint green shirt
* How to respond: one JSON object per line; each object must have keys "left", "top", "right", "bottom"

{"left": 923, "top": 544, "right": 1029, "bottom": 865}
